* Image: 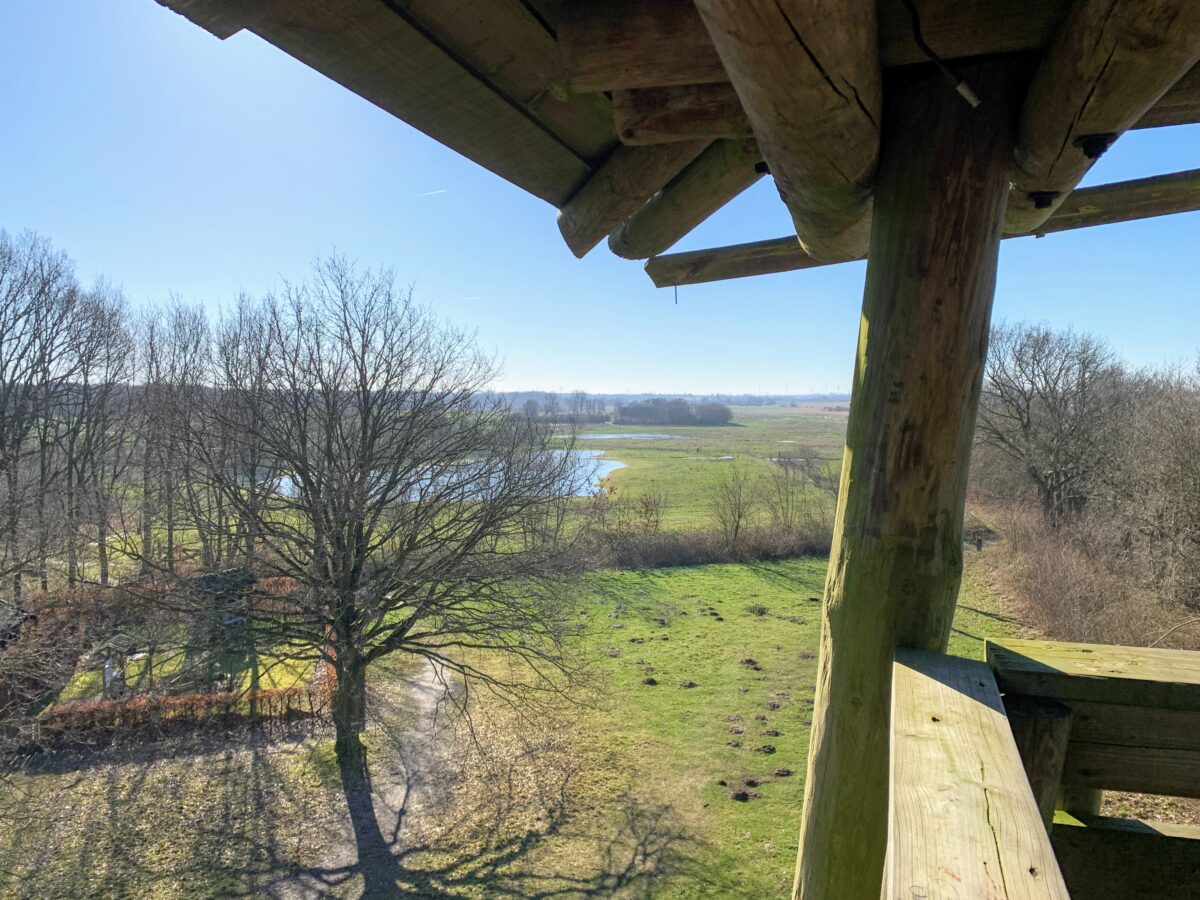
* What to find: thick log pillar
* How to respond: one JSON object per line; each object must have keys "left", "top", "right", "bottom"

{"left": 794, "top": 61, "right": 1022, "bottom": 899}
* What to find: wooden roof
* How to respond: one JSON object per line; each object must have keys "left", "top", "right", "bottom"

{"left": 158, "top": 0, "right": 1200, "bottom": 284}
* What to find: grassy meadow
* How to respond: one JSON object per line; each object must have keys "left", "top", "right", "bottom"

{"left": 0, "top": 555, "right": 1019, "bottom": 898}
{"left": 1, "top": 403, "right": 1032, "bottom": 898}
{"left": 577, "top": 404, "right": 847, "bottom": 530}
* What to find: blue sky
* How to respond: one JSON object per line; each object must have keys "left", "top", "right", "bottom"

{"left": 2, "top": 2, "right": 1197, "bottom": 394}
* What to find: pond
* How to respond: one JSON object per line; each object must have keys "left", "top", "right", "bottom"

{"left": 574, "top": 448, "right": 626, "bottom": 492}
{"left": 273, "top": 449, "right": 623, "bottom": 499}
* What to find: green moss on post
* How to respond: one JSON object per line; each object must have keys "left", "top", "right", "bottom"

{"left": 793, "top": 61, "right": 1023, "bottom": 900}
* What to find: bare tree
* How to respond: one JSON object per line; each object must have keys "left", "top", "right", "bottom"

{"left": 977, "top": 323, "right": 1130, "bottom": 524}
{"left": 0, "top": 231, "right": 85, "bottom": 600}
{"left": 183, "top": 256, "right": 586, "bottom": 782}
{"left": 707, "top": 461, "right": 760, "bottom": 549}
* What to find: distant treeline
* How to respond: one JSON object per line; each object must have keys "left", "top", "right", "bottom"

{"left": 614, "top": 398, "right": 733, "bottom": 426}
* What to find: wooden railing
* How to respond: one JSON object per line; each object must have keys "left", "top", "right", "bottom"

{"left": 888, "top": 638, "right": 1200, "bottom": 898}
{"left": 989, "top": 638, "right": 1200, "bottom": 899}
{"left": 888, "top": 648, "right": 1070, "bottom": 898}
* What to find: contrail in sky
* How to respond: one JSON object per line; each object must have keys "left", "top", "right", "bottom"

{"left": 416, "top": 189, "right": 448, "bottom": 197}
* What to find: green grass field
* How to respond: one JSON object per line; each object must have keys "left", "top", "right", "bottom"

{"left": 1, "top": 403, "right": 1037, "bottom": 897}
{"left": 579, "top": 405, "right": 847, "bottom": 529}
{"left": 1, "top": 553, "right": 1019, "bottom": 898}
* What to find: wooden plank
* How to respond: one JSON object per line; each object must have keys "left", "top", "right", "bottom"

{"left": 987, "top": 638, "right": 1200, "bottom": 712}
{"left": 1063, "top": 741, "right": 1200, "bottom": 798}
{"left": 1007, "top": 0, "right": 1200, "bottom": 234}
{"left": 392, "top": 0, "right": 615, "bottom": 163}
{"left": 692, "top": 0, "right": 880, "bottom": 261}
{"left": 796, "top": 62, "right": 1022, "bottom": 900}
{"left": 1004, "top": 695, "right": 1074, "bottom": 829}
{"left": 888, "top": 649, "right": 1069, "bottom": 900}
{"left": 158, "top": 0, "right": 594, "bottom": 206}
{"left": 1052, "top": 812, "right": 1200, "bottom": 900}
{"left": 1067, "top": 700, "right": 1200, "bottom": 751}
{"left": 607, "top": 138, "right": 762, "bottom": 260}
{"left": 561, "top": 0, "right": 1070, "bottom": 93}
{"left": 645, "top": 168, "right": 1200, "bottom": 286}
{"left": 556, "top": 141, "right": 709, "bottom": 257}
{"left": 612, "top": 85, "right": 751, "bottom": 145}
{"left": 610, "top": 62, "right": 1200, "bottom": 145}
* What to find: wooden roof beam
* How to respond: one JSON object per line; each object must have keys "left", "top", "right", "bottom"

{"left": 1006, "top": 0, "right": 1200, "bottom": 234}
{"left": 692, "top": 0, "right": 881, "bottom": 261}
{"left": 556, "top": 141, "right": 709, "bottom": 257}
{"left": 608, "top": 138, "right": 763, "bottom": 260}
{"left": 613, "top": 62, "right": 1200, "bottom": 145}
{"left": 645, "top": 168, "right": 1200, "bottom": 286}
{"left": 612, "top": 84, "right": 753, "bottom": 145}
{"left": 157, "top": 0, "right": 597, "bottom": 207}
{"left": 560, "top": 0, "right": 1070, "bottom": 93}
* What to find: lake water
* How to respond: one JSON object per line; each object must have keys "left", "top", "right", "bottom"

{"left": 275, "top": 449, "right": 622, "bottom": 499}
{"left": 575, "top": 449, "right": 626, "bottom": 492}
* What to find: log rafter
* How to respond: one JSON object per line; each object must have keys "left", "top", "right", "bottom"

{"left": 609, "top": 62, "right": 1200, "bottom": 146}
{"left": 1006, "top": 0, "right": 1200, "bottom": 234}
{"left": 644, "top": 169, "right": 1200, "bottom": 286}
{"left": 607, "top": 138, "right": 763, "bottom": 260}
{"left": 691, "top": 0, "right": 882, "bottom": 261}
{"left": 560, "top": 0, "right": 1072, "bottom": 93}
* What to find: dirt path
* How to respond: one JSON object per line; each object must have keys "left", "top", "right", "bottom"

{"left": 268, "top": 657, "right": 454, "bottom": 899}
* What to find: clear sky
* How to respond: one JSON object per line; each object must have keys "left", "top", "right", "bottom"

{"left": 2, "top": 2, "right": 1198, "bottom": 394}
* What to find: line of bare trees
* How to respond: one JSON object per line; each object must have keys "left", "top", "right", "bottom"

{"left": 973, "top": 321, "right": 1200, "bottom": 644}
{"left": 1, "top": 232, "right": 591, "bottom": 786}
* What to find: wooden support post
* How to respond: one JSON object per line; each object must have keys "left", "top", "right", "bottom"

{"left": 1059, "top": 784, "right": 1103, "bottom": 816}
{"left": 1004, "top": 695, "right": 1074, "bottom": 829}
{"left": 793, "top": 61, "right": 1020, "bottom": 900}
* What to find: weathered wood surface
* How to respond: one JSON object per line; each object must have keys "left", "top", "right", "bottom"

{"left": 612, "top": 85, "right": 752, "bottom": 145}
{"left": 692, "top": 0, "right": 880, "bottom": 260}
{"left": 1063, "top": 741, "right": 1200, "bottom": 798}
{"left": 888, "top": 649, "right": 1070, "bottom": 900}
{"left": 608, "top": 139, "right": 762, "bottom": 259}
{"left": 1067, "top": 699, "right": 1200, "bottom": 751}
{"left": 157, "top": 0, "right": 595, "bottom": 205}
{"left": 1058, "top": 784, "right": 1102, "bottom": 816}
{"left": 610, "top": 62, "right": 1200, "bottom": 145}
{"left": 556, "top": 141, "right": 709, "bottom": 257}
{"left": 561, "top": 0, "right": 1069, "bottom": 92}
{"left": 1137, "top": 61, "right": 1200, "bottom": 128}
{"left": 1007, "top": 0, "right": 1200, "bottom": 234}
{"left": 1004, "top": 695, "right": 1074, "bottom": 829}
{"left": 987, "top": 638, "right": 1200, "bottom": 712}
{"left": 390, "top": 0, "right": 615, "bottom": 163}
{"left": 1052, "top": 811, "right": 1200, "bottom": 900}
{"left": 645, "top": 168, "right": 1200, "bottom": 286}
{"left": 795, "top": 61, "right": 1020, "bottom": 900}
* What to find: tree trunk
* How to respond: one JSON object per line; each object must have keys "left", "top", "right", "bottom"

{"left": 793, "top": 61, "right": 1021, "bottom": 900}
{"left": 95, "top": 490, "right": 110, "bottom": 587}
{"left": 140, "top": 442, "right": 154, "bottom": 575}
{"left": 334, "top": 653, "right": 368, "bottom": 778}
{"left": 6, "top": 464, "right": 21, "bottom": 603}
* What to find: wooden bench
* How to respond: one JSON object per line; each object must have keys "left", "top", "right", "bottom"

{"left": 889, "top": 647, "right": 1069, "bottom": 898}
{"left": 987, "top": 638, "right": 1200, "bottom": 899}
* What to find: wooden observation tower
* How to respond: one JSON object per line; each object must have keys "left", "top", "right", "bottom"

{"left": 153, "top": 2, "right": 1200, "bottom": 896}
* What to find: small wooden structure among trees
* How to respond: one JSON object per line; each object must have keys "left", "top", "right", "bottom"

{"left": 155, "top": 1, "right": 1200, "bottom": 896}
